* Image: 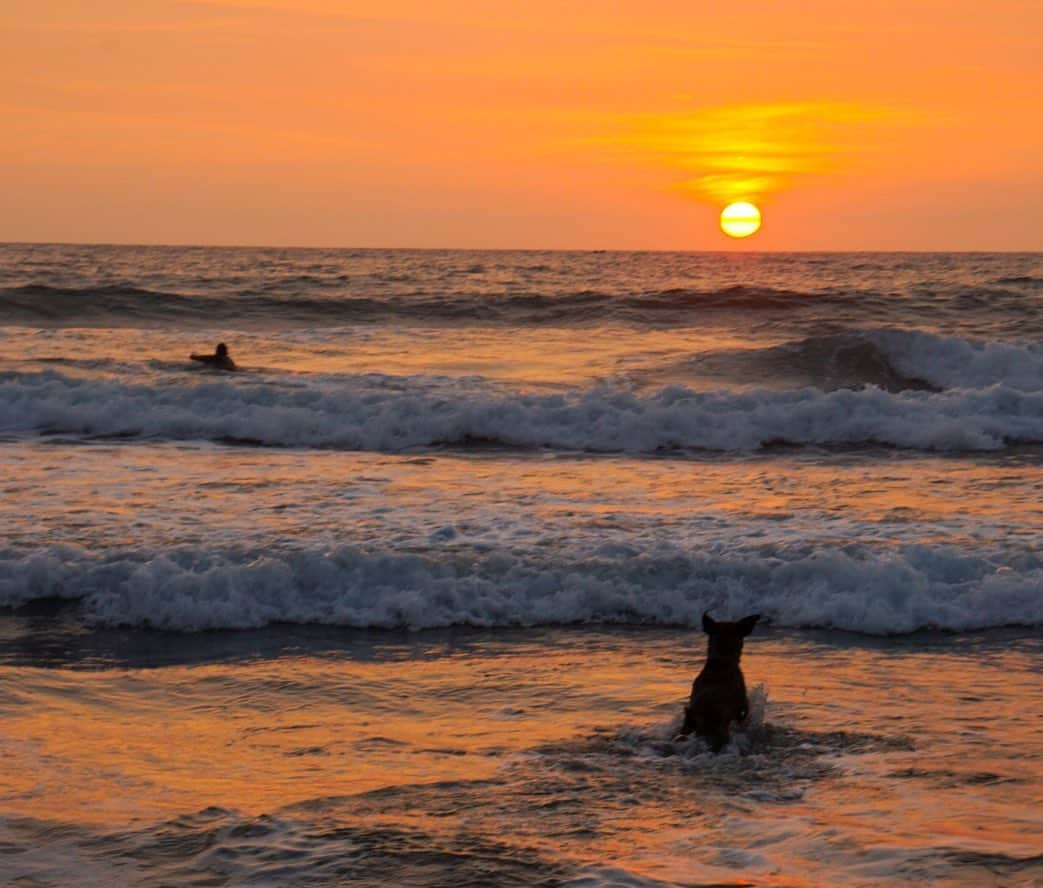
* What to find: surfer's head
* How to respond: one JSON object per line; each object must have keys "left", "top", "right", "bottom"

{"left": 216, "top": 343, "right": 229, "bottom": 357}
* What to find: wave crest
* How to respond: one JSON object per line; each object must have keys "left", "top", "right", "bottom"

{"left": 0, "top": 283, "right": 845, "bottom": 328}
{"left": 2, "top": 543, "right": 1039, "bottom": 634}
{"left": 2, "top": 371, "right": 1041, "bottom": 453}
{"left": 690, "top": 330, "right": 1043, "bottom": 393}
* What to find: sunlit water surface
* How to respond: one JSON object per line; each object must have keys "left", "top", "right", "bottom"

{"left": 1, "top": 625, "right": 1041, "bottom": 887}
{"left": 2, "top": 246, "right": 1042, "bottom": 886}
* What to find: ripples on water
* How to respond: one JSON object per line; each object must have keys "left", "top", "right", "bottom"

{"left": 1, "top": 626, "right": 1041, "bottom": 886}
{"left": 1, "top": 246, "right": 1041, "bottom": 885}
{"left": 1, "top": 246, "right": 1042, "bottom": 336}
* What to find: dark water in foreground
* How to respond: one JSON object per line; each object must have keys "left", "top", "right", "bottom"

{"left": 2, "top": 614, "right": 1042, "bottom": 886}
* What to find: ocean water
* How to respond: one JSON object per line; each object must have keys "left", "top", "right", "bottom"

{"left": 1, "top": 244, "right": 1041, "bottom": 886}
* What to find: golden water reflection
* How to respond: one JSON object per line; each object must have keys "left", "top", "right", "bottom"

{"left": 3, "top": 629, "right": 1040, "bottom": 888}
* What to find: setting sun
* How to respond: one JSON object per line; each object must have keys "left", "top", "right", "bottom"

{"left": 720, "top": 202, "right": 762, "bottom": 238}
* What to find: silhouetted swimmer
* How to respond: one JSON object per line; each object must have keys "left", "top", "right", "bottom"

{"left": 190, "top": 342, "right": 238, "bottom": 371}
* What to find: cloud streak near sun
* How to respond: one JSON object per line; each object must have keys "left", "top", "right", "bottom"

{"left": 599, "top": 101, "right": 902, "bottom": 205}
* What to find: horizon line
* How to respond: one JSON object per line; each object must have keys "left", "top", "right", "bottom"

{"left": 2, "top": 240, "right": 1039, "bottom": 255}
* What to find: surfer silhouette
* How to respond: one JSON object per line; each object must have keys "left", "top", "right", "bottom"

{"left": 190, "top": 342, "right": 238, "bottom": 371}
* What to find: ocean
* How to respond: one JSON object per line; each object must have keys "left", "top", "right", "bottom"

{"left": 1, "top": 244, "right": 1041, "bottom": 886}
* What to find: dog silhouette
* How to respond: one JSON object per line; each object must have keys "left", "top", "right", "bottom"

{"left": 680, "top": 611, "right": 760, "bottom": 752}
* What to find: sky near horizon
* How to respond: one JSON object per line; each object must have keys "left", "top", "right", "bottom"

{"left": 2, "top": 1, "right": 1041, "bottom": 250}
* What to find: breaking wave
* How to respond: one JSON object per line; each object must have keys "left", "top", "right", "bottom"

{"left": 2, "top": 542, "right": 1040, "bottom": 634}
{"left": 689, "top": 329, "right": 1043, "bottom": 393}
{"left": 2, "top": 370, "right": 1041, "bottom": 453}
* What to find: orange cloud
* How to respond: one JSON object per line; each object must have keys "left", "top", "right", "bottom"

{"left": 599, "top": 102, "right": 905, "bottom": 205}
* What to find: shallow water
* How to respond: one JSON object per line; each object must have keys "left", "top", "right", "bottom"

{"left": 2, "top": 621, "right": 1041, "bottom": 886}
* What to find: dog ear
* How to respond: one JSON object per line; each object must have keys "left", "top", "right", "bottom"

{"left": 702, "top": 611, "right": 716, "bottom": 633}
{"left": 737, "top": 614, "right": 761, "bottom": 636}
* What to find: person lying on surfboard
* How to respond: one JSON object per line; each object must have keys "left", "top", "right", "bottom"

{"left": 190, "top": 342, "right": 238, "bottom": 371}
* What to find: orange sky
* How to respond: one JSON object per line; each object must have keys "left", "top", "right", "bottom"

{"left": 2, "top": 1, "right": 1041, "bottom": 249}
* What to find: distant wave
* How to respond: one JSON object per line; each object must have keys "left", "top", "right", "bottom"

{"left": 617, "top": 285, "right": 832, "bottom": 314}
{"left": 4, "top": 280, "right": 1040, "bottom": 335}
{"left": 2, "top": 542, "right": 1040, "bottom": 634}
{"left": 2, "top": 371, "right": 1041, "bottom": 453}
{"left": 688, "top": 330, "right": 1043, "bottom": 393}
{"left": 0, "top": 283, "right": 852, "bottom": 328}
{"left": 991, "top": 275, "right": 1043, "bottom": 288}
{"left": 0, "top": 284, "right": 371, "bottom": 327}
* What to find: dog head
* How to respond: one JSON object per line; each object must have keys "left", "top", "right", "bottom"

{"left": 702, "top": 611, "right": 760, "bottom": 661}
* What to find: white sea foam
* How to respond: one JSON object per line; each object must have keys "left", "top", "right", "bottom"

{"left": 2, "top": 370, "right": 1041, "bottom": 452}
{"left": 2, "top": 543, "right": 1040, "bottom": 634}
{"left": 867, "top": 329, "right": 1043, "bottom": 391}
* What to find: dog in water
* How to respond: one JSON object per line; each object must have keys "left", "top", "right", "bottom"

{"left": 680, "top": 611, "right": 760, "bottom": 752}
